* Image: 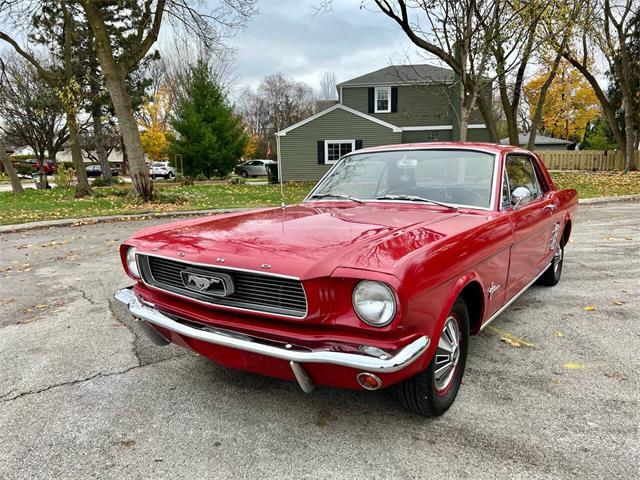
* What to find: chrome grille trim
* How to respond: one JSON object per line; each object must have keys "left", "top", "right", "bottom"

{"left": 136, "top": 253, "right": 308, "bottom": 319}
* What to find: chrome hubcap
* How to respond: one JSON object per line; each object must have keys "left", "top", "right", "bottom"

{"left": 553, "top": 246, "right": 563, "bottom": 273}
{"left": 435, "top": 316, "right": 461, "bottom": 392}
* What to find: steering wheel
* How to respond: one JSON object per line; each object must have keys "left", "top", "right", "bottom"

{"left": 437, "top": 187, "right": 486, "bottom": 206}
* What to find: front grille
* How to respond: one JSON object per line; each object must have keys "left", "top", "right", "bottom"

{"left": 138, "top": 254, "right": 307, "bottom": 318}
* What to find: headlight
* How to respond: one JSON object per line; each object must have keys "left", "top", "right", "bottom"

{"left": 126, "top": 247, "right": 140, "bottom": 278}
{"left": 352, "top": 281, "right": 396, "bottom": 327}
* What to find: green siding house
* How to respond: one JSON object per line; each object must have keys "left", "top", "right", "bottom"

{"left": 276, "top": 64, "right": 490, "bottom": 181}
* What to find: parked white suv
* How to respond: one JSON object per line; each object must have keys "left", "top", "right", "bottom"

{"left": 149, "top": 161, "right": 176, "bottom": 179}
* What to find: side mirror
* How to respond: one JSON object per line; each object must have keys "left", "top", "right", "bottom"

{"left": 511, "top": 186, "right": 532, "bottom": 209}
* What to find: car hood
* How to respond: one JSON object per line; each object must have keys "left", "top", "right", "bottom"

{"left": 128, "top": 203, "right": 471, "bottom": 279}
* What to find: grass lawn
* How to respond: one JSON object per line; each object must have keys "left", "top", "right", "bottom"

{"left": 0, "top": 182, "right": 315, "bottom": 225}
{"left": 0, "top": 171, "right": 638, "bottom": 226}
{"left": 550, "top": 171, "right": 640, "bottom": 199}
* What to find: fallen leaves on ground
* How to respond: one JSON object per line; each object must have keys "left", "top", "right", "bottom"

{"left": 553, "top": 331, "right": 565, "bottom": 337}
{"left": 486, "top": 325, "right": 535, "bottom": 348}
{"left": 501, "top": 337, "right": 524, "bottom": 347}
{"left": 583, "top": 305, "right": 597, "bottom": 312}
{"left": 613, "top": 300, "right": 625, "bottom": 306}
{"left": 0, "top": 298, "right": 16, "bottom": 305}
{"left": 563, "top": 362, "right": 586, "bottom": 370}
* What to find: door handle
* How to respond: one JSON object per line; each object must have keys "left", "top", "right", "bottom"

{"left": 544, "top": 204, "right": 557, "bottom": 211}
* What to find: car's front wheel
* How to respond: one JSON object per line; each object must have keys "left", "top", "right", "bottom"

{"left": 240, "top": 170, "right": 249, "bottom": 178}
{"left": 395, "top": 298, "right": 469, "bottom": 416}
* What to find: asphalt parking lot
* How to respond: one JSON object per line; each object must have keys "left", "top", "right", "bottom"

{"left": 1, "top": 202, "right": 638, "bottom": 479}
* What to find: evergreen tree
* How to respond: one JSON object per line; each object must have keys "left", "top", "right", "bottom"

{"left": 170, "top": 61, "right": 247, "bottom": 178}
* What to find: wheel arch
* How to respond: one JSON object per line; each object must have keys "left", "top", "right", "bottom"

{"left": 436, "top": 274, "right": 486, "bottom": 339}
{"left": 561, "top": 218, "right": 572, "bottom": 246}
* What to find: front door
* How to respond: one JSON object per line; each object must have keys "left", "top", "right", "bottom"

{"left": 504, "top": 154, "right": 558, "bottom": 299}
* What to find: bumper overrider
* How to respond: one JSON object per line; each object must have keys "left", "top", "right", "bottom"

{"left": 115, "top": 287, "right": 430, "bottom": 392}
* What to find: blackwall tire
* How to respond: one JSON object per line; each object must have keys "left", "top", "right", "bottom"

{"left": 539, "top": 244, "right": 564, "bottom": 286}
{"left": 395, "top": 298, "right": 469, "bottom": 417}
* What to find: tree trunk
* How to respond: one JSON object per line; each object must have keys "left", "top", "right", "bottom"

{"left": 528, "top": 55, "right": 562, "bottom": 151}
{"left": 477, "top": 96, "right": 499, "bottom": 143}
{"left": 37, "top": 151, "right": 48, "bottom": 189}
{"left": 459, "top": 107, "right": 470, "bottom": 142}
{"left": 0, "top": 138, "right": 23, "bottom": 194}
{"left": 91, "top": 105, "right": 112, "bottom": 179}
{"left": 623, "top": 96, "right": 637, "bottom": 171}
{"left": 82, "top": 2, "right": 152, "bottom": 200}
{"left": 67, "top": 111, "right": 93, "bottom": 197}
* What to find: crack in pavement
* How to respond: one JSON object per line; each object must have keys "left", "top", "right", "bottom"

{"left": 70, "top": 285, "right": 98, "bottom": 306}
{"left": 0, "top": 356, "right": 176, "bottom": 404}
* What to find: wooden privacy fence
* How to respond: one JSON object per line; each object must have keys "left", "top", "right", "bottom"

{"left": 537, "top": 150, "right": 636, "bottom": 171}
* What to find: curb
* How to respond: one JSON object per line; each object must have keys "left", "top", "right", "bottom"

{"left": 578, "top": 194, "right": 640, "bottom": 205}
{"left": 0, "top": 208, "right": 251, "bottom": 234}
{"left": 2, "top": 195, "right": 638, "bottom": 234}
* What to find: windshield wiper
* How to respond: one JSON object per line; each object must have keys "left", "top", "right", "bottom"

{"left": 376, "top": 195, "right": 458, "bottom": 210}
{"left": 309, "top": 192, "right": 364, "bottom": 203}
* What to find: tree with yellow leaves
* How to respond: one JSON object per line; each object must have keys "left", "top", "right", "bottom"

{"left": 524, "top": 61, "right": 601, "bottom": 143}
{"left": 138, "top": 85, "right": 173, "bottom": 161}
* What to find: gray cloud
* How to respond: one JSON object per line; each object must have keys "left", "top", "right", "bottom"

{"left": 229, "top": 1, "right": 424, "bottom": 93}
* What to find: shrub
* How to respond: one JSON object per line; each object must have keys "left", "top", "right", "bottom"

{"left": 17, "top": 165, "right": 33, "bottom": 176}
{"left": 152, "top": 191, "right": 189, "bottom": 205}
{"left": 55, "top": 166, "right": 76, "bottom": 188}
{"left": 181, "top": 175, "right": 194, "bottom": 186}
{"left": 195, "top": 173, "right": 208, "bottom": 182}
{"left": 93, "top": 176, "right": 123, "bottom": 187}
{"left": 228, "top": 176, "right": 245, "bottom": 185}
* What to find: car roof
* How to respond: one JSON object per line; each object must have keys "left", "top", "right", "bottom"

{"left": 354, "top": 141, "right": 532, "bottom": 156}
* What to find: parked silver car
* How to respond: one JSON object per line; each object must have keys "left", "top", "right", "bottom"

{"left": 235, "top": 159, "right": 276, "bottom": 178}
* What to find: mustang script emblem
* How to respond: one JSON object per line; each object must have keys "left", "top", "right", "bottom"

{"left": 180, "top": 270, "right": 235, "bottom": 297}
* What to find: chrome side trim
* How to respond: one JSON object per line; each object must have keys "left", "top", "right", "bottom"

{"left": 115, "top": 287, "right": 429, "bottom": 373}
{"left": 480, "top": 262, "right": 551, "bottom": 331}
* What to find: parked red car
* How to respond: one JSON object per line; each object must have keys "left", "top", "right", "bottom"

{"left": 16, "top": 159, "right": 56, "bottom": 174}
{"left": 116, "top": 142, "right": 577, "bottom": 416}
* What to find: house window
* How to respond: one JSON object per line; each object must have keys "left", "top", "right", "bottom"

{"left": 325, "top": 140, "right": 355, "bottom": 163}
{"left": 426, "top": 131, "right": 438, "bottom": 141}
{"left": 374, "top": 87, "right": 391, "bottom": 113}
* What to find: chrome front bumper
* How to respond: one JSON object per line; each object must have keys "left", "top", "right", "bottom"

{"left": 115, "top": 287, "right": 429, "bottom": 392}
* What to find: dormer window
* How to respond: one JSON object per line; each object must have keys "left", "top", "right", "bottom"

{"left": 374, "top": 87, "right": 391, "bottom": 113}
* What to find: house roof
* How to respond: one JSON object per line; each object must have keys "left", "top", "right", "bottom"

{"left": 275, "top": 104, "right": 403, "bottom": 136}
{"left": 500, "top": 133, "right": 574, "bottom": 146}
{"left": 337, "top": 64, "right": 455, "bottom": 87}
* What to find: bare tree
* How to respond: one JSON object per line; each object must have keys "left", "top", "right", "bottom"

{"left": 78, "top": 0, "right": 256, "bottom": 200}
{"left": 0, "top": 1, "right": 93, "bottom": 196}
{"left": 0, "top": 135, "right": 23, "bottom": 194}
{"left": 370, "top": 0, "right": 496, "bottom": 141}
{"left": 319, "top": 71, "right": 338, "bottom": 100}
{"left": 563, "top": 0, "right": 638, "bottom": 170}
{"left": 238, "top": 73, "right": 315, "bottom": 157}
{"left": 0, "top": 55, "right": 70, "bottom": 188}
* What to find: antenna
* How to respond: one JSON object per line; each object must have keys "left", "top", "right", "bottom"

{"left": 277, "top": 135, "right": 285, "bottom": 208}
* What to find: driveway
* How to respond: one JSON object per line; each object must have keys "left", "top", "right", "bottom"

{"left": 0, "top": 202, "right": 638, "bottom": 479}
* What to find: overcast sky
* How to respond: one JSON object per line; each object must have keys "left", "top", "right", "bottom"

{"left": 227, "top": 0, "right": 426, "bottom": 93}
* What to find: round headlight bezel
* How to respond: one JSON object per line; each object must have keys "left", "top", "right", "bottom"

{"left": 126, "top": 247, "right": 140, "bottom": 278}
{"left": 352, "top": 280, "right": 397, "bottom": 327}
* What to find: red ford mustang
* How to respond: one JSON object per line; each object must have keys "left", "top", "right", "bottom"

{"left": 116, "top": 142, "right": 577, "bottom": 416}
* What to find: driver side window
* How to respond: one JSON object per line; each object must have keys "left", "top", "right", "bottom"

{"left": 505, "top": 155, "right": 541, "bottom": 200}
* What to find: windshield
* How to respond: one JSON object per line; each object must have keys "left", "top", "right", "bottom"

{"left": 308, "top": 149, "right": 496, "bottom": 209}
{"left": 151, "top": 162, "right": 166, "bottom": 167}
